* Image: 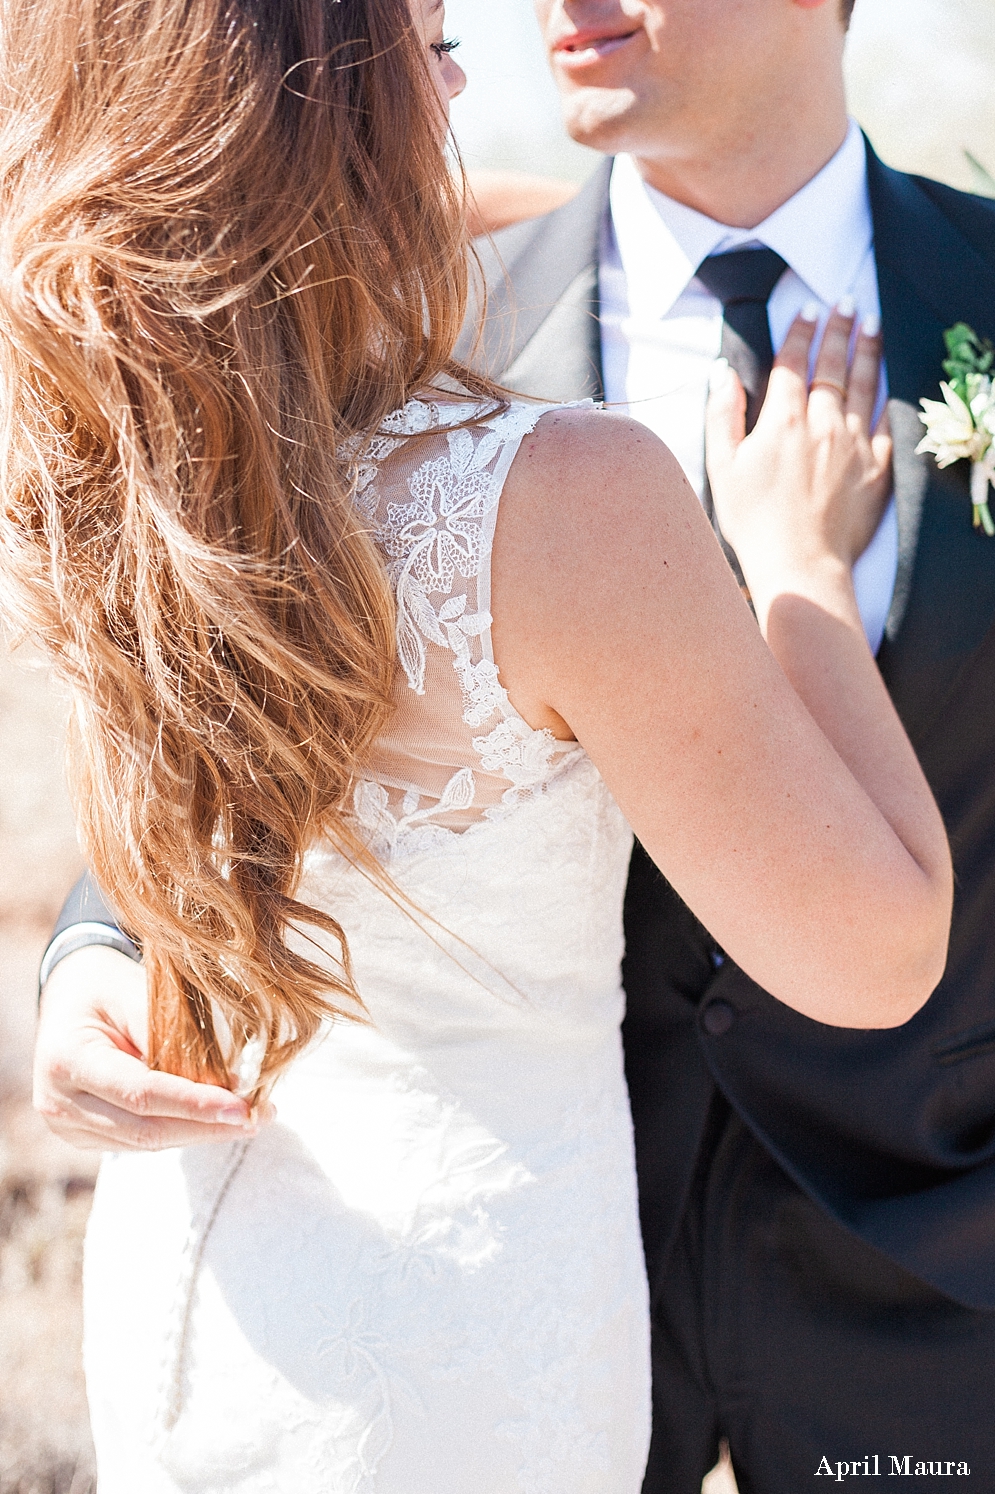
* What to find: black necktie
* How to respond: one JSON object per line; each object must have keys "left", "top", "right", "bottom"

{"left": 695, "top": 247, "right": 789, "bottom": 432}
{"left": 694, "top": 247, "right": 789, "bottom": 581}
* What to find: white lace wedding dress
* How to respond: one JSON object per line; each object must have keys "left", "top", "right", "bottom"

{"left": 82, "top": 398, "right": 652, "bottom": 1493}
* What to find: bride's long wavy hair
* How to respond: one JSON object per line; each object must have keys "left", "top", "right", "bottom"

{"left": 0, "top": 0, "right": 492, "bottom": 1092}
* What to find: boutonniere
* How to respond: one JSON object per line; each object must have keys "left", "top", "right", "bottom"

{"left": 917, "top": 323, "right": 995, "bottom": 536}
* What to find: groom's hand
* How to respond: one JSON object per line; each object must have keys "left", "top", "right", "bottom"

{"left": 35, "top": 946, "right": 266, "bottom": 1151}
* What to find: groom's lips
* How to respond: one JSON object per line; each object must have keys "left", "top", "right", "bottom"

{"left": 552, "top": 26, "right": 642, "bottom": 70}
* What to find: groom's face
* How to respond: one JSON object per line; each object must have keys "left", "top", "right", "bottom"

{"left": 534, "top": 0, "right": 830, "bottom": 158}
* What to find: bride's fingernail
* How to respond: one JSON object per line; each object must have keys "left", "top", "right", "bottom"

{"left": 800, "top": 300, "right": 821, "bottom": 323}
{"left": 836, "top": 294, "right": 857, "bottom": 318}
{"left": 861, "top": 312, "right": 881, "bottom": 338}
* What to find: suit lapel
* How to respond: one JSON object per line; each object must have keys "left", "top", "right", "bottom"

{"left": 868, "top": 142, "right": 995, "bottom": 742}
{"left": 459, "top": 160, "right": 610, "bottom": 402}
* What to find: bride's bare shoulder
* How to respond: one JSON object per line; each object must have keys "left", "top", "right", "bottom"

{"left": 491, "top": 402, "right": 714, "bottom": 746}
{"left": 499, "top": 403, "right": 703, "bottom": 565}
{"left": 512, "top": 404, "right": 682, "bottom": 488}
{"left": 492, "top": 400, "right": 730, "bottom": 715}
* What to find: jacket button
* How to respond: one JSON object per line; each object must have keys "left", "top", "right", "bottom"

{"left": 701, "top": 999, "right": 735, "bottom": 1037}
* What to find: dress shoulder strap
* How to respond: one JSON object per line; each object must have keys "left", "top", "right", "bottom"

{"left": 346, "top": 398, "right": 588, "bottom": 849}
{"left": 358, "top": 398, "right": 573, "bottom": 700}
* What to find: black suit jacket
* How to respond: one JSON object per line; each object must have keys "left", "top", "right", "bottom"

{"left": 459, "top": 140, "right": 995, "bottom": 1313}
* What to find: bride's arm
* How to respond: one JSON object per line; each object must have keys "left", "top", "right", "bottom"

{"left": 491, "top": 320, "right": 952, "bottom": 1031}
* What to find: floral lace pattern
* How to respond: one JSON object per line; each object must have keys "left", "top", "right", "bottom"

{"left": 384, "top": 421, "right": 505, "bottom": 701}
{"left": 345, "top": 398, "right": 584, "bottom": 851}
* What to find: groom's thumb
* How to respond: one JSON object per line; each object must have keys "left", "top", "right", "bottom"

{"left": 705, "top": 358, "right": 746, "bottom": 485}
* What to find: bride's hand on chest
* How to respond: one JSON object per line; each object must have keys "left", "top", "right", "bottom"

{"left": 704, "top": 306, "right": 893, "bottom": 629}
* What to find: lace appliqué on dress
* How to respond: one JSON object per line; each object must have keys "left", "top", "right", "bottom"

{"left": 349, "top": 399, "right": 584, "bottom": 852}
{"left": 385, "top": 423, "right": 502, "bottom": 703}
{"left": 352, "top": 775, "right": 479, "bottom": 862}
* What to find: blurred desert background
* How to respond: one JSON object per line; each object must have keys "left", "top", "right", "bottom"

{"left": 3, "top": 1, "right": 995, "bottom": 1489}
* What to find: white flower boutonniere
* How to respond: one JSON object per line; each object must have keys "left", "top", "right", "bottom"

{"left": 917, "top": 323, "right": 995, "bottom": 536}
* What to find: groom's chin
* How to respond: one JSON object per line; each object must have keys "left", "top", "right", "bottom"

{"left": 557, "top": 86, "right": 649, "bottom": 156}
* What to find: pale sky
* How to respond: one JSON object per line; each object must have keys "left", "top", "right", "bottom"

{"left": 445, "top": 0, "right": 597, "bottom": 180}
{"left": 445, "top": 0, "right": 995, "bottom": 194}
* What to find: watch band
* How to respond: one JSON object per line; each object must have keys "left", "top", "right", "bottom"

{"left": 38, "top": 921, "right": 143, "bottom": 994}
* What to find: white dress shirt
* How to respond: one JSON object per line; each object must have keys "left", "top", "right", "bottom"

{"left": 600, "top": 119, "right": 898, "bottom": 653}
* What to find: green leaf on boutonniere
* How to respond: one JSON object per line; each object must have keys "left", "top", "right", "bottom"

{"left": 943, "top": 322, "right": 994, "bottom": 404}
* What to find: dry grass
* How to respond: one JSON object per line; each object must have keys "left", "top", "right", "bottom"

{"left": 0, "top": 641, "right": 92, "bottom": 1494}
{"left": 0, "top": 1106, "right": 97, "bottom": 1494}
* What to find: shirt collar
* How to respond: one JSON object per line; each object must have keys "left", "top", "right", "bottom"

{"left": 608, "top": 119, "right": 873, "bottom": 319}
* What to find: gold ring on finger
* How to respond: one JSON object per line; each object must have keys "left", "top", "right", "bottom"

{"left": 810, "top": 378, "right": 848, "bottom": 399}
